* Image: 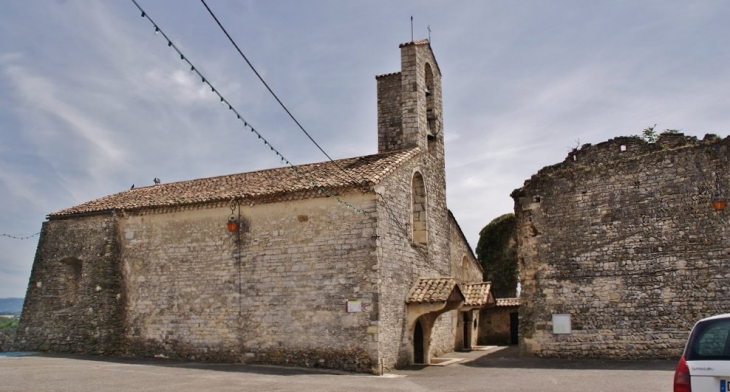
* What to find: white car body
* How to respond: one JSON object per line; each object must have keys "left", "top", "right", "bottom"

{"left": 675, "top": 313, "right": 730, "bottom": 392}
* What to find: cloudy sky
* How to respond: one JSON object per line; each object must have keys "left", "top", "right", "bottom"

{"left": 1, "top": 1, "right": 729, "bottom": 298}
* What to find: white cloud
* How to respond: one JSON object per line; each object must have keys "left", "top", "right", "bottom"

{"left": 1, "top": 1, "right": 730, "bottom": 297}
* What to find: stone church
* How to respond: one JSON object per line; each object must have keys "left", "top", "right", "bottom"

{"left": 16, "top": 40, "right": 493, "bottom": 373}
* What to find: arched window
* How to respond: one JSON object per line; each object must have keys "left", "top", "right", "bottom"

{"left": 58, "top": 258, "right": 83, "bottom": 306}
{"left": 412, "top": 172, "right": 427, "bottom": 245}
{"left": 424, "top": 63, "right": 436, "bottom": 154}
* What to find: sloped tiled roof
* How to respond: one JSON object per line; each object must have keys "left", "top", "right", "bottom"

{"left": 461, "top": 282, "right": 494, "bottom": 307}
{"left": 50, "top": 148, "right": 420, "bottom": 218}
{"left": 496, "top": 298, "right": 520, "bottom": 307}
{"left": 406, "top": 277, "right": 464, "bottom": 304}
{"left": 399, "top": 39, "right": 430, "bottom": 47}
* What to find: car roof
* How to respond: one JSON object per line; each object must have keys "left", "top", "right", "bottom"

{"left": 697, "top": 313, "right": 730, "bottom": 324}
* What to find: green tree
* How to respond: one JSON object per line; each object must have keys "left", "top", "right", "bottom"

{"left": 636, "top": 124, "right": 679, "bottom": 142}
{"left": 475, "top": 213, "right": 518, "bottom": 297}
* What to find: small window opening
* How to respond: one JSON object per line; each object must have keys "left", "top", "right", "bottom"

{"left": 424, "top": 63, "right": 436, "bottom": 155}
{"left": 534, "top": 196, "right": 541, "bottom": 203}
{"left": 572, "top": 155, "right": 577, "bottom": 162}
{"left": 427, "top": 133, "right": 436, "bottom": 154}
{"left": 412, "top": 172, "right": 428, "bottom": 245}
{"left": 620, "top": 145, "right": 627, "bottom": 152}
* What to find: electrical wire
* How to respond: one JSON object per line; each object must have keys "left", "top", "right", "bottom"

{"left": 1, "top": 233, "right": 40, "bottom": 240}
{"left": 129, "top": 0, "right": 367, "bottom": 214}
{"left": 198, "top": 0, "right": 362, "bottom": 186}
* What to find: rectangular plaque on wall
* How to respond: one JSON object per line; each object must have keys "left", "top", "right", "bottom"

{"left": 552, "top": 314, "right": 571, "bottom": 334}
{"left": 346, "top": 300, "right": 362, "bottom": 313}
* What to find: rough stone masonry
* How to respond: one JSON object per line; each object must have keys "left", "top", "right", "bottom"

{"left": 513, "top": 132, "right": 730, "bottom": 359}
{"left": 14, "top": 40, "right": 487, "bottom": 374}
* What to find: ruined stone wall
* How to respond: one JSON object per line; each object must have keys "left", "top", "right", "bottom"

{"left": 514, "top": 133, "right": 730, "bottom": 359}
{"left": 15, "top": 215, "right": 126, "bottom": 354}
{"left": 120, "top": 193, "right": 378, "bottom": 373}
{"left": 0, "top": 329, "right": 16, "bottom": 352}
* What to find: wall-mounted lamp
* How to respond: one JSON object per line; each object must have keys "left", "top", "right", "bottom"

{"left": 227, "top": 215, "right": 239, "bottom": 232}
{"left": 712, "top": 175, "right": 726, "bottom": 211}
{"left": 227, "top": 200, "right": 239, "bottom": 232}
{"left": 712, "top": 194, "right": 726, "bottom": 211}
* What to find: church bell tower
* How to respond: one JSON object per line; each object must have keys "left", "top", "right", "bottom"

{"left": 376, "top": 39, "right": 443, "bottom": 160}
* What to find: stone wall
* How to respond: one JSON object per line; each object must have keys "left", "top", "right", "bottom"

{"left": 479, "top": 305, "right": 518, "bottom": 345}
{"left": 449, "top": 212, "right": 482, "bottom": 283}
{"left": 450, "top": 214, "right": 482, "bottom": 351}
{"left": 120, "top": 193, "right": 378, "bottom": 373}
{"left": 375, "top": 153, "right": 455, "bottom": 369}
{"left": 15, "top": 215, "right": 126, "bottom": 354}
{"left": 377, "top": 72, "right": 403, "bottom": 153}
{"left": 16, "top": 40, "right": 474, "bottom": 374}
{"left": 374, "top": 41, "right": 458, "bottom": 369}
{"left": 514, "top": 133, "right": 730, "bottom": 359}
{"left": 0, "top": 329, "right": 15, "bottom": 352}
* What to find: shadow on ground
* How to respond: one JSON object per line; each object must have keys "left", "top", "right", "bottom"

{"left": 461, "top": 346, "right": 676, "bottom": 371}
{"left": 7, "top": 346, "right": 678, "bottom": 376}
{"left": 29, "top": 353, "right": 353, "bottom": 377}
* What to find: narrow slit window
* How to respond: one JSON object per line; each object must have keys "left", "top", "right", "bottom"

{"left": 412, "top": 172, "right": 428, "bottom": 245}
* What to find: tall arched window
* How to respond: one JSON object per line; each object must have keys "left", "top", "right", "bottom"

{"left": 412, "top": 172, "right": 427, "bottom": 245}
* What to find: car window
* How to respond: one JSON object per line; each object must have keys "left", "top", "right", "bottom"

{"left": 687, "top": 318, "right": 730, "bottom": 360}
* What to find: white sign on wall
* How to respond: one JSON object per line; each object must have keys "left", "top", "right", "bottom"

{"left": 346, "top": 300, "right": 362, "bottom": 313}
{"left": 552, "top": 314, "right": 572, "bottom": 334}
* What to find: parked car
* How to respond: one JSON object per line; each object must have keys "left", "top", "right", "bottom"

{"left": 674, "top": 313, "right": 730, "bottom": 392}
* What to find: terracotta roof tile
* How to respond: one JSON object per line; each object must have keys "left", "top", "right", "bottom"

{"left": 462, "top": 282, "right": 494, "bottom": 307}
{"left": 407, "top": 277, "right": 462, "bottom": 304}
{"left": 50, "top": 148, "right": 420, "bottom": 218}
{"left": 375, "top": 71, "right": 401, "bottom": 79}
{"left": 496, "top": 298, "right": 520, "bottom": 307}
{"left": 399, "top": 39, "right": 430, "bottom": 47}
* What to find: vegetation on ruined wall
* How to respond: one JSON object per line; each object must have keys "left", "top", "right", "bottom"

{"left": 635, "top": 124, "right": 679, "bottom": 142}
{"left": 475, "top": 213, "right": 518, "bottom": 297}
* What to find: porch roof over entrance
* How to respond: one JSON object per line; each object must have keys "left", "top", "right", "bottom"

{"left": 406, "top": 277, "right": 465, "bottom": 304}
{"left": 461, "top": 282, "right": 495, "bottom": 307}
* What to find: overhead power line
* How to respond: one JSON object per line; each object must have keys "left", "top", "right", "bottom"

{"left": 129, "top": 0, "right": 367, "bottom": 214}
{"left": 198, "top": 0, "right": 362, "bottom": 186}
{"left": 198, "top": 0, "right": 428, "bottom": 247}
{"left": 1, "top": 233, "right": 40, "bottom": 240}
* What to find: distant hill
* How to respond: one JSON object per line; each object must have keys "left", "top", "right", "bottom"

{"left": 0, "top": 298, "right": 24, "bottom": 314}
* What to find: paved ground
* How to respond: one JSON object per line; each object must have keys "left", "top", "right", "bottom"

{"left": 0, "top": 347, "right": 676, "bottom": 391}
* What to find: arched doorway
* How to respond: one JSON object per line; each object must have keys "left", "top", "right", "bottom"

{"left": 414, "top": 319, "right": 425, "bottom": 364}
